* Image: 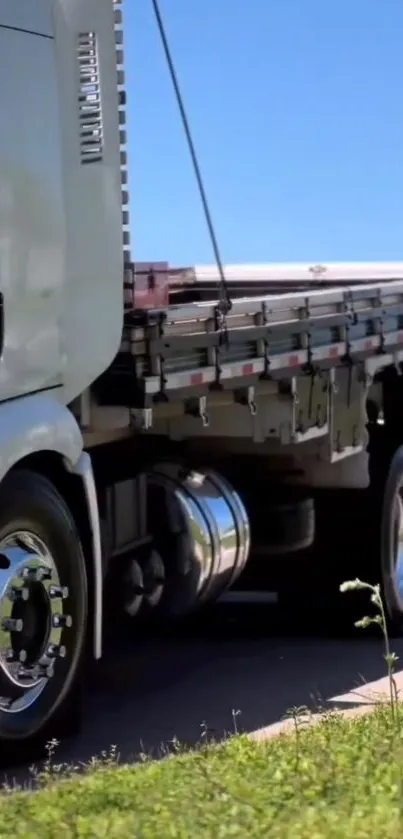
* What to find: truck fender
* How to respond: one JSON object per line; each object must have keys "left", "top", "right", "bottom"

{"left": 0, "top": 391, "right": 103, "bottom": 659}
{"left": 66, "top": 451, "right": 103, "bottom": 660}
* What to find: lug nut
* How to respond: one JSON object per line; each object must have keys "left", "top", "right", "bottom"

{"left": 53, "top": 614, "right": 72, "bottom": 629}
{"left": 22, "top": 566, "right": 52, "bottom": 583}
{"left": 6, "top": 649, "right": 27, "bottom": 664}
{"left": 9, "top": 586, "right": 29, "bottom": 602}
{"left": 2, "top": 618, "right": 23, "bottom": 633}
{"left": 49, "top": 586, "right": 69, "bottom": 600}
{"left": 17, "top": 666, "right": 36, "bottom": 682}
{"left": 47, "top": 644, "right": 66, "bottom": 659}
{"left": 18, "top": 662, "right": 54, "bottom": 681}
{"left": 39, "top": 663, "right": 54, "bottom": 679}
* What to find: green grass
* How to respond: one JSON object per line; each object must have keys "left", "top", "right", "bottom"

{"left": 2, "top": 705, "right": 403, "bottom": 838}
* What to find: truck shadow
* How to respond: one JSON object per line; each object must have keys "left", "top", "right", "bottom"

{"left": 55, "top": 599, "right": 400, "bottom": 768}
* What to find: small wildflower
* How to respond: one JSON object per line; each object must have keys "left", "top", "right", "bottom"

{"left": 354, "top": 616, "right": 373, "bottom": 629}
{"left": 339, "top": 578, "right": 368, "bottom": 593}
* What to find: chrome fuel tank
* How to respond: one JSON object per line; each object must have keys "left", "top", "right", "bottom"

{"left": 147, "top": 463, "right": 251, "bottom": 617}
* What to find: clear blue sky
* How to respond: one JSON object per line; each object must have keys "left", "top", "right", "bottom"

{"left": 125, "top": 0, "right": 403, "bottom": 266}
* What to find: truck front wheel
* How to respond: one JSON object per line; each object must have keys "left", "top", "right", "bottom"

{"left": 0, "top": 469, "right": 87, "bottom": 763}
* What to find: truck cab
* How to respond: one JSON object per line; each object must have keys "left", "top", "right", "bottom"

{"left": 0, "top": 0, "right": 125, "bottom": 404}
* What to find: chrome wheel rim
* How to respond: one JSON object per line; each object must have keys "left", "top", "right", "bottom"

{"left": 0, "top": 531, "right": 71, "bottom": 715}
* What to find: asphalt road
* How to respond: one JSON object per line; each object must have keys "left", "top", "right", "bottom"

{"left": 49, "top": 597, "right": 403, "bottom": 767}
{"left": 3, "top": 594, "right": 402, "bottom": 784}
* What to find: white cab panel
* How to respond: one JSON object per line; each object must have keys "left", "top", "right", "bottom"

{"left": 0, "top": 1, "right": 124, "bottom": 406}
{"left": 0, "top": 0, "right": 53, "bottom": 37}
{"left": 0, "top": 391, "right": 83, "bottom": 481}
{"left": 0, "top": 25, "right": 64, "bottom": 401}
{"left": 53, "top": 0, "right": 124, "bottom": 403}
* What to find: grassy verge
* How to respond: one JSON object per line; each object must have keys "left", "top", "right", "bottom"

{"left": 2, "top": 704, "right": 403, "bottom": 838}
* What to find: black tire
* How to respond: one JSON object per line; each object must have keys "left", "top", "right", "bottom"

{"left": 278, "top": 443, "right": 403, "bottom": 636}
{"left": 377, "top": 445, "right": 403, "bottom": 634}
{"left": 0, "top": 469, "right": 88, "bottom": 765}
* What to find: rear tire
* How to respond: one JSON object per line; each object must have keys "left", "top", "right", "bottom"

{"left": 376, "top": 444, "right": 403, "bottom": 635}
{"left": 0, "top": 469, "right": 88, "bottom": 766}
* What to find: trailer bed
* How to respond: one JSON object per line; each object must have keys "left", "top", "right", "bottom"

{"left": 168, "top": 261, "right": 403, "bottom": 302}
{"left": 95, "top": 263, "right": 403, "bottom": 410}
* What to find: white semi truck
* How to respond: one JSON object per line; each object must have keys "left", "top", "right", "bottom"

{"left": 1, "top": 0, "right": 403, "bottom": 761}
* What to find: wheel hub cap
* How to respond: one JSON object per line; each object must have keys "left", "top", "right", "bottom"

{"left": 0, "top": 532, "right": 71, "bottom": 714}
